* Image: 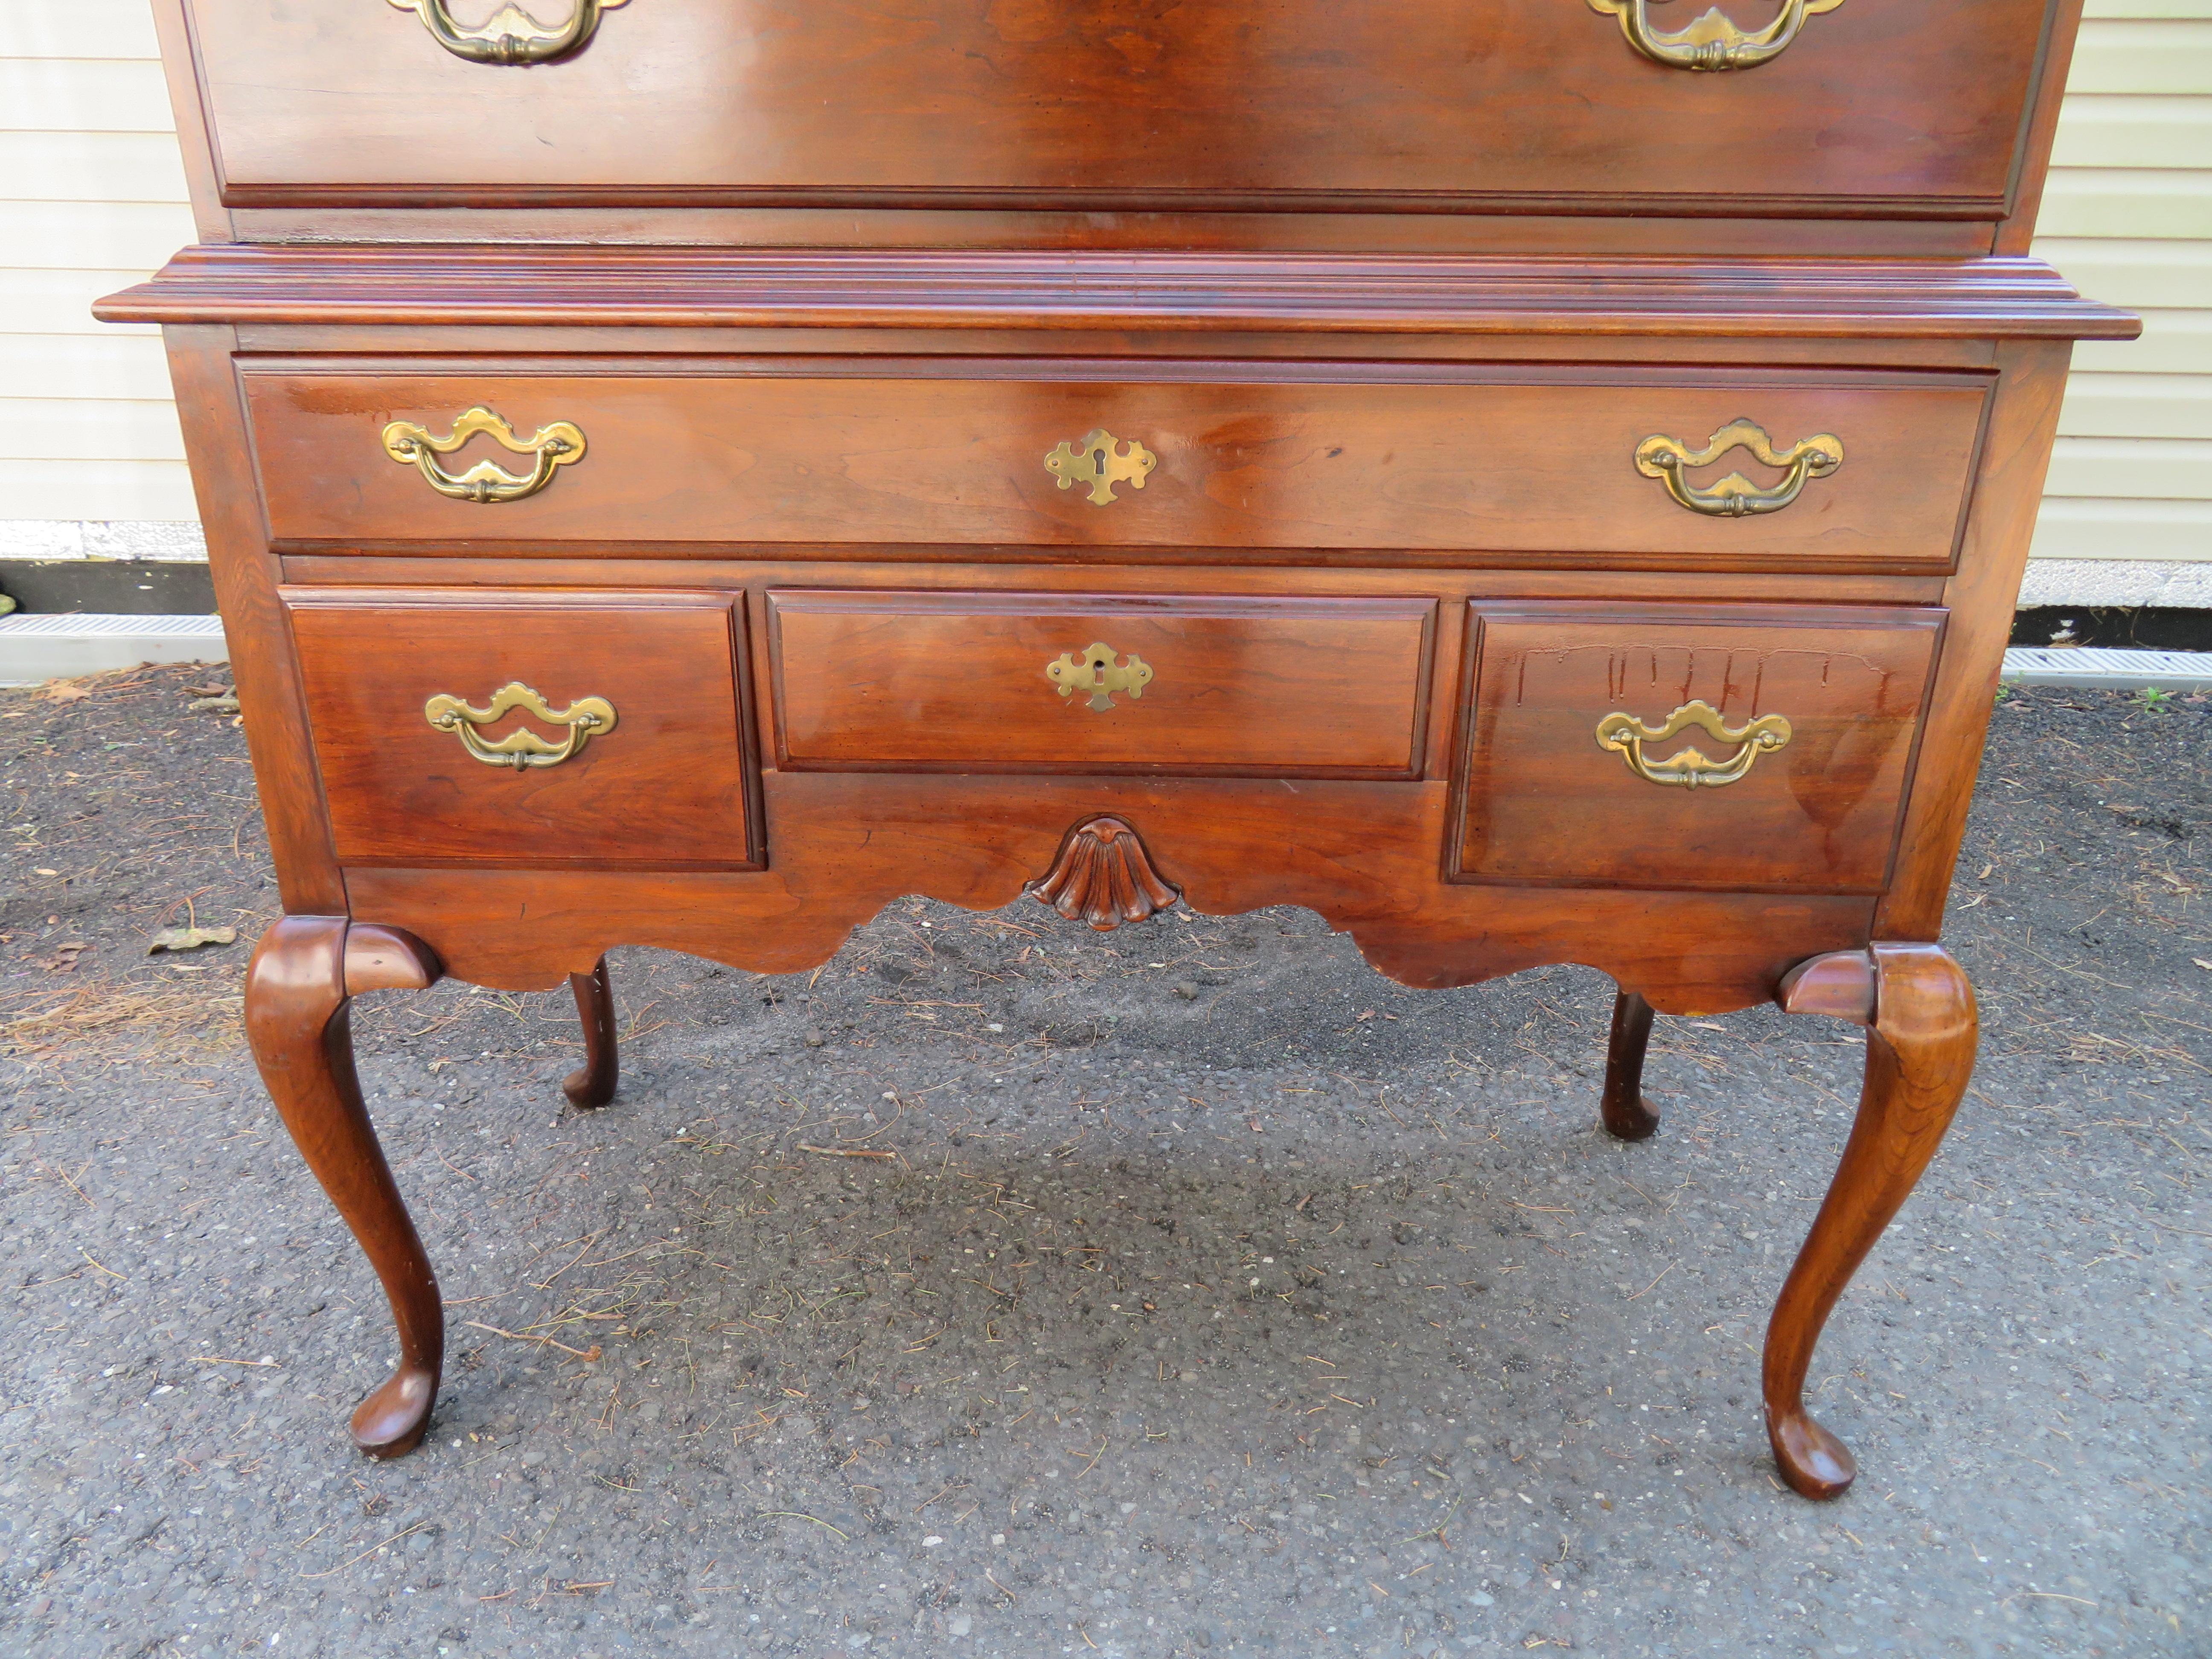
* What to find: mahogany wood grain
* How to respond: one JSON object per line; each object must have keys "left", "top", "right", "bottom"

{"left": 1995, "top": 0, "right": 2090, "bottom": 257}
{"left": 343, "top": 769, "right": 1880, "bottom": 1013}
{"left": 1877, "top": 341, "right": 2074, "bottom": 939}
{"left": 768, "top": 590, "right": 1433, "bottom": 777}
{"left": 1766, "top": 943, "right": 1976, "bottom": 1499}
{"left": 244, "top": 917, "right": 444, "bottom": 1457}
{"left": 100, "top": 248, "right": 2136, "bottom": 343}
{"left": 222, "top": 207, "right": 2007, "bottom": 259}
{"left": 1600, "top": 990, "right": 1661, "bottom": 1142}
{"left": 343, "top": 924, "right": 442, "bottom": 995}
{"left": 563, "top": 958, "right": 619, "bottom": 1109}
{"left": 282, "top": 587, "right": 760, "bottom": 870}
{"left": 1776, "top": 951, "right": 1879, "bottom": 1023}
{"left": 275, "top": 554, "right": 1953, "bottom": 606}
{"left": 1028, "top": 816, "right": 1182, "bottom": 931}
{"left": 178, "top": 0, "right": 2050, "bottom": 225}
{"left": 1452, "top": 602, "right": 1944, "bottom": 893}
{"left": 226, "top": 327, "right": 2008, "bottom": 375}
{"left": 160, "top": 327, "right": 342, "bottom": 911}
{"left": 242, "top": 366, "right": 1988, "bottom": 566}
{"left": 150, "top": 0, "right": 228, "bottom": 247}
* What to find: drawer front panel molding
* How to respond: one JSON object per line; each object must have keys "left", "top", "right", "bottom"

{"left": 243, "top": 368, "right": 1989, "bottom": 567}
{"left": 186, "top": 0, "right": 2052, "bottom": 224}
{"left": 284, "top": 587, "right": 760, "bottom": 870}
{"left": 767, "top": 590, "right": 1437, "bottom": 777}
{"left": 1451, "top": 601, "right": 1944, "bottom": 892}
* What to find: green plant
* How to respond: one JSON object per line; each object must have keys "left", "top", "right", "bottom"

{"left": 2134, "top": 686, "right": 2177, "bottom": 712}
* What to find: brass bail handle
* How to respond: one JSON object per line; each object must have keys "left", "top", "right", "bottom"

{"left": 1595, "top": 699, "right": 1792, "bottom": 789}
{"left": 1587, "top": 0, "right": 1843, "bottom": 71}
{"left": 385, "top": 0, "right": 631, "bottom": 65}
{"left": 381, "top": 406, "right": 587, "bottom": 504}
{"left": 424, "top": 682, "right": 618, "bottom": 770}
{"left": 1633, "top": 417, "right": 1843, "bottom": 518}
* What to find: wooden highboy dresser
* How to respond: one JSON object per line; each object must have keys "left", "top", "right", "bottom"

{"left": 102, "top": 0, "right": 2136, "bottom": 1496}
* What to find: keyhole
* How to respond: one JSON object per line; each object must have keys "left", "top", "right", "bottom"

{"left": 1093, "top": 448, "right": 1107, "bottom": 474}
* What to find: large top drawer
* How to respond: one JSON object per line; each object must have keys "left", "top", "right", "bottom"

{"left": 242, "top": 364, "right": 1988, "bottom": 568}
{"left": 182, "top": 0, "right": 2058, "bottom": 224}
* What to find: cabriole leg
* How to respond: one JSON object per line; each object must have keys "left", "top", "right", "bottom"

{"left": 244, "top": 916, "right": 446, "bottom": 1458}
{"left": 1765, "top": 943, "right": 1976, "bottom": 1499}
{"left": 1600, "top": 989, "right": 1660, "bottom": 1141}
{"left": 562, "top": 956, "right": 619, "bottom": 1109}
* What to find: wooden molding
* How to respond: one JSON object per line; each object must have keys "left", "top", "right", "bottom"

{"left": 1026, "top": 816, "right": 1182, "bottom": 932}
{"left": 96, "top": 247, "right": 2139, "bottom": 342}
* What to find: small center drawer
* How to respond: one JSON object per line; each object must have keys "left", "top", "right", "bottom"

{"left": 283, "top": 587, "right": 759, "bottom": 869}
{"left": 768, "top": 590, "right": 1436, "bottom": 777}
{"left": 1452, "top": 600, "right": 1943, "bottom": 894}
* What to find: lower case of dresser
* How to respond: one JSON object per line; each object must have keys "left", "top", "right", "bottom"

{"left": 337, "top": 772, "right": 1880, "bottom": 1013}
{"left": 255, "top": 658, "right": 1965, "bottom": 1506}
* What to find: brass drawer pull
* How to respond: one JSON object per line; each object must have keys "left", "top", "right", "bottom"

{"left": 1046, "top": 643, "right": 1154, "bottom": 712}
{"left": 1595, "top": 699, "right": 1791, "bottom": 789}
{"left": 385, "top": 0, "right": 629, "bottom": 65}
{"left": 424, "top": 681, "right": 618, "bottom": 770}
{"left": 1044, "top": 429, "right": 1158, "bottom": 506}
{"left": 1588, "top": 0, "right": 1842, "bottom": 71}
{"left": 1634, "top": 418, "right": 1843, "bottom": 518}
{"left": 381, "top": 406, "right": 587, "bottom": 504}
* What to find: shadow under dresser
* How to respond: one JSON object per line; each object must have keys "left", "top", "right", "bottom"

{"left": 99, "top": 0, "right": 2137, "bottom": 1498}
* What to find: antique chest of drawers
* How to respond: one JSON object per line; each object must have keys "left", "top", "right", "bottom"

{"left": 103, "top": 0, "right": 2136, "bottom": 1498}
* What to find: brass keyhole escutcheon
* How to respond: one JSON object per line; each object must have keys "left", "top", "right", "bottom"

{"left": 1045, "top": 643, "right": 1155, "bottom": 711}
{"left": 1043, "top": 429, "right": 1158, "bottom": 506}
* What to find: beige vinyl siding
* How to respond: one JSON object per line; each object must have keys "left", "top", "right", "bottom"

{"left": 0, "top": 2, "right": 196, "bottom": 526}
{"left": 2033, "top": 0, "right": 2212, "bottom": 563}
{"left": 0, "top": 1, "right": 2203, "bottom": 574}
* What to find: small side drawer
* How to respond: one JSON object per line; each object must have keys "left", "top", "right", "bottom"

{"left": 1451, "top": 601, "right": 1943, "bottom": 893}
{"left": 767, "top": 590, "right": 1437, "bottom": 777}
{"left": 283, "top": 587, "right": 759, "bottom": 869}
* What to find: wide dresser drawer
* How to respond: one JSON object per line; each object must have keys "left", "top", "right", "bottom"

{"left": 1452, "top": 601, "right": 1944, "bottom": 894}
{"left": 246, "top": 367, "right": 1988, "bottom": 568}
{"left": 283, "top": 587, "right": 760, "bottom": 869}
{"left": 768, "top": 590, "right": 1435, "bottom": 777}
{"left": 185, "top": 0, "right": 2053, "bottom": 229}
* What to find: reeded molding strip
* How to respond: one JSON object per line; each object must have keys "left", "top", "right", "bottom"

{"left": 94, "top": 247, "right": 2141, "bottom": 341}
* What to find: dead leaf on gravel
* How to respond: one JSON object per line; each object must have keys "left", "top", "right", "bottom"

{"left": 40, "top": 679, "right": 92, "bottom": 702}
{"left": 188, "top": 696, "right": 240, "bottom": 713}
{"left": 2196, "top": 959, "right": 2212, "bottom": 972}
{"left": 147, "top": 926, "right": 238, "bottom": 955}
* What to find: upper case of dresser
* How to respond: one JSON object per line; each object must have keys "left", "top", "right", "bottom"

{"left": 160, "top": 0, "right": 2081, "bottom": 254}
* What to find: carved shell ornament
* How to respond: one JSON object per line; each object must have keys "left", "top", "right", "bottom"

{"left": 1027, "top": 816, "right": 1182, "bottom": 931}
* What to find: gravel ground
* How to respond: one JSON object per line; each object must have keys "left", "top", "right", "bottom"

{"left": 1, "top": 666, "right": 2206, "bottom": 1659}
